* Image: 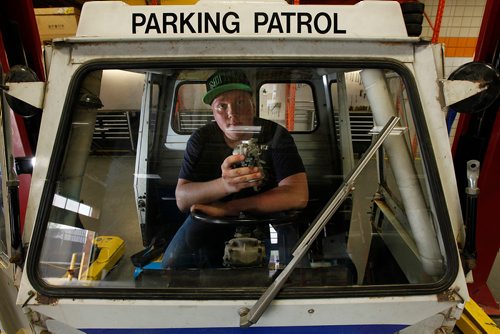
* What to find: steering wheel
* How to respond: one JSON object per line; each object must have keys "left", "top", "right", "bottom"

{"left": 190, "top": 210, "right": 302, "bottom": 226}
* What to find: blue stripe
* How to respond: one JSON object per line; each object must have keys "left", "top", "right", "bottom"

{"left": 81, "top": 324, "right": 406, "bottom": 334}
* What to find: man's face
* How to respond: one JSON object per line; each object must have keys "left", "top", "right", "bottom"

{"left": 211, "top": 90, "right": 255, "bottom": 142}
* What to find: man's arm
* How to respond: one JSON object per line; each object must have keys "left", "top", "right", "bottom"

{"left": 175, "top": 154, "right": 263, "bottom": 212}
{"left": 190, "top": 172, "right": 309, "bottom": 217}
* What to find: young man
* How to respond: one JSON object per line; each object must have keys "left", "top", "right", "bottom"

{"left": 162, "top": 69, "right": 308, "bottom": 268}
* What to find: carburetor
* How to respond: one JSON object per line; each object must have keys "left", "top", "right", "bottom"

{"left": 232, "top": 138, "right": 268, "bottom": 189}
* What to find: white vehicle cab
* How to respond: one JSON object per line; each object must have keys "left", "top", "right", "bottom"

{"left": 1, "top": 0, "right": 471, "bottom": 333}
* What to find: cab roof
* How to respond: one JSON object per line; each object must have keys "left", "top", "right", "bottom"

{"left": 75, "top": 0, "right": 414, "bottom": 42}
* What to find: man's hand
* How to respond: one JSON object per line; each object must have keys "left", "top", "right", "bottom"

{"left": 175, "top": 154, "right": 263, "bottom": 212}
{"left": 220, "top": 154, "right": 263, "bottom": 194}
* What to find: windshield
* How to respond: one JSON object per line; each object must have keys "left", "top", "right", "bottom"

{"left": 32, "top": 64, "right": 452, "bottom": 297}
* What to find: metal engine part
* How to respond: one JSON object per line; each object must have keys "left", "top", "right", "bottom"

{"left": 232, "top": 138, "right": 268, "bottom": 190}
{"left": 223, "top": 237, "right": 266, "bottom": 267}
{"left": 232, "top": 138, "right": 267, "bottom": 169}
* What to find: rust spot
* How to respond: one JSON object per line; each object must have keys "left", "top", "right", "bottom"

{"left": 437, "top": 287, "right": 463, "bottom": 303}
{"left": 36, "top": 293, "right": 59, "bottom": 305}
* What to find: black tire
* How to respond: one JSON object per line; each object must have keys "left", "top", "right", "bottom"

{"left": 405, "top": 23, "right": 423, "bottom": 37}
{"left": 401, "top": 2, "right": 425, "bottom": 14}
{"left": 404, "top": 13, "right": 424, "bottom": 25}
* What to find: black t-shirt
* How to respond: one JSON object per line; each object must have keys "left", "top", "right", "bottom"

{"left": 179, "top": 118, "right": 305, "bottom": 200}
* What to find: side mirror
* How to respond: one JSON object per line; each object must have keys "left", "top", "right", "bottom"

{"left": 4, "top": 65, "right": 44, "bottom": 118}
{"left": 445, "top": 62, "right": 500, "bottom": 114}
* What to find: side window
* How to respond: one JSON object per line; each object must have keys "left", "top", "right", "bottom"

{"left": 259, "top": 83, "right": 316, "bottom": 132}
{"left": 171, "top": 82, "right": 317, "bottom": 135}
{"left": 172, "top": 83, "right": 212, "bottom": 134}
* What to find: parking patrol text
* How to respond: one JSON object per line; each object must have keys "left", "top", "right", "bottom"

{"left": 132, "top": 11, "right": 347, "bottom": 35}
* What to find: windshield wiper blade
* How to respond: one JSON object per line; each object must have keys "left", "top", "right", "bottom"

{"left": 239, "top": 116, "right": 401, "bottom": 328}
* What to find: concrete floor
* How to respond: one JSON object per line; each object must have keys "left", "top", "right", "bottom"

{"left": 81, "top": 154, "right": 143, "bottom": 282}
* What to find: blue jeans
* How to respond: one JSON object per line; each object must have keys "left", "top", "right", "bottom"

{"left": 161, "top": 215, "right": 234, "bottom": 268}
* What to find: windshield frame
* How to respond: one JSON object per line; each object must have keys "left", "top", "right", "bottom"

{"left": 26, "top": 58, "right": 459, "bottom": 300}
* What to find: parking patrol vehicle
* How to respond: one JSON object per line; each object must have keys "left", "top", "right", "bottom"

{"left": 1, "top": 0, "right": 486, "bottom": 333}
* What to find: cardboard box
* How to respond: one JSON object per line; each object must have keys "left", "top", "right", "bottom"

{"left": 35, "top": 7, "right": 80, "bottom": 43}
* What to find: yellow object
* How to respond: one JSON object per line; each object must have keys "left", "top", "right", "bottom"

{"left": 122, "top": 0, "right": 198, "bottom": 4}
{"left": 121, "top": 0, "right": 148, "bottom": 4}
{"left": 81, "top": 236, "right": 126, "bottom": 281}
{"left": 160, "top": 0, "right": 198, "bottom": 4}
{"left": 456, "top": 299, "right": 500, "bottom": 334}
{"left": 68, "top": 253, "right": 78, "bottom": 280}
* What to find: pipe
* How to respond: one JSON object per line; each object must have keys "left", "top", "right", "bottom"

{"left": 432, "top": 0, "right": 446, "bottom": 44}
{"left": 360, "top": 69, "right": 443, "bottom": 276}
{"left": 463, "top": 160, "right": 479, "bottom": 271}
